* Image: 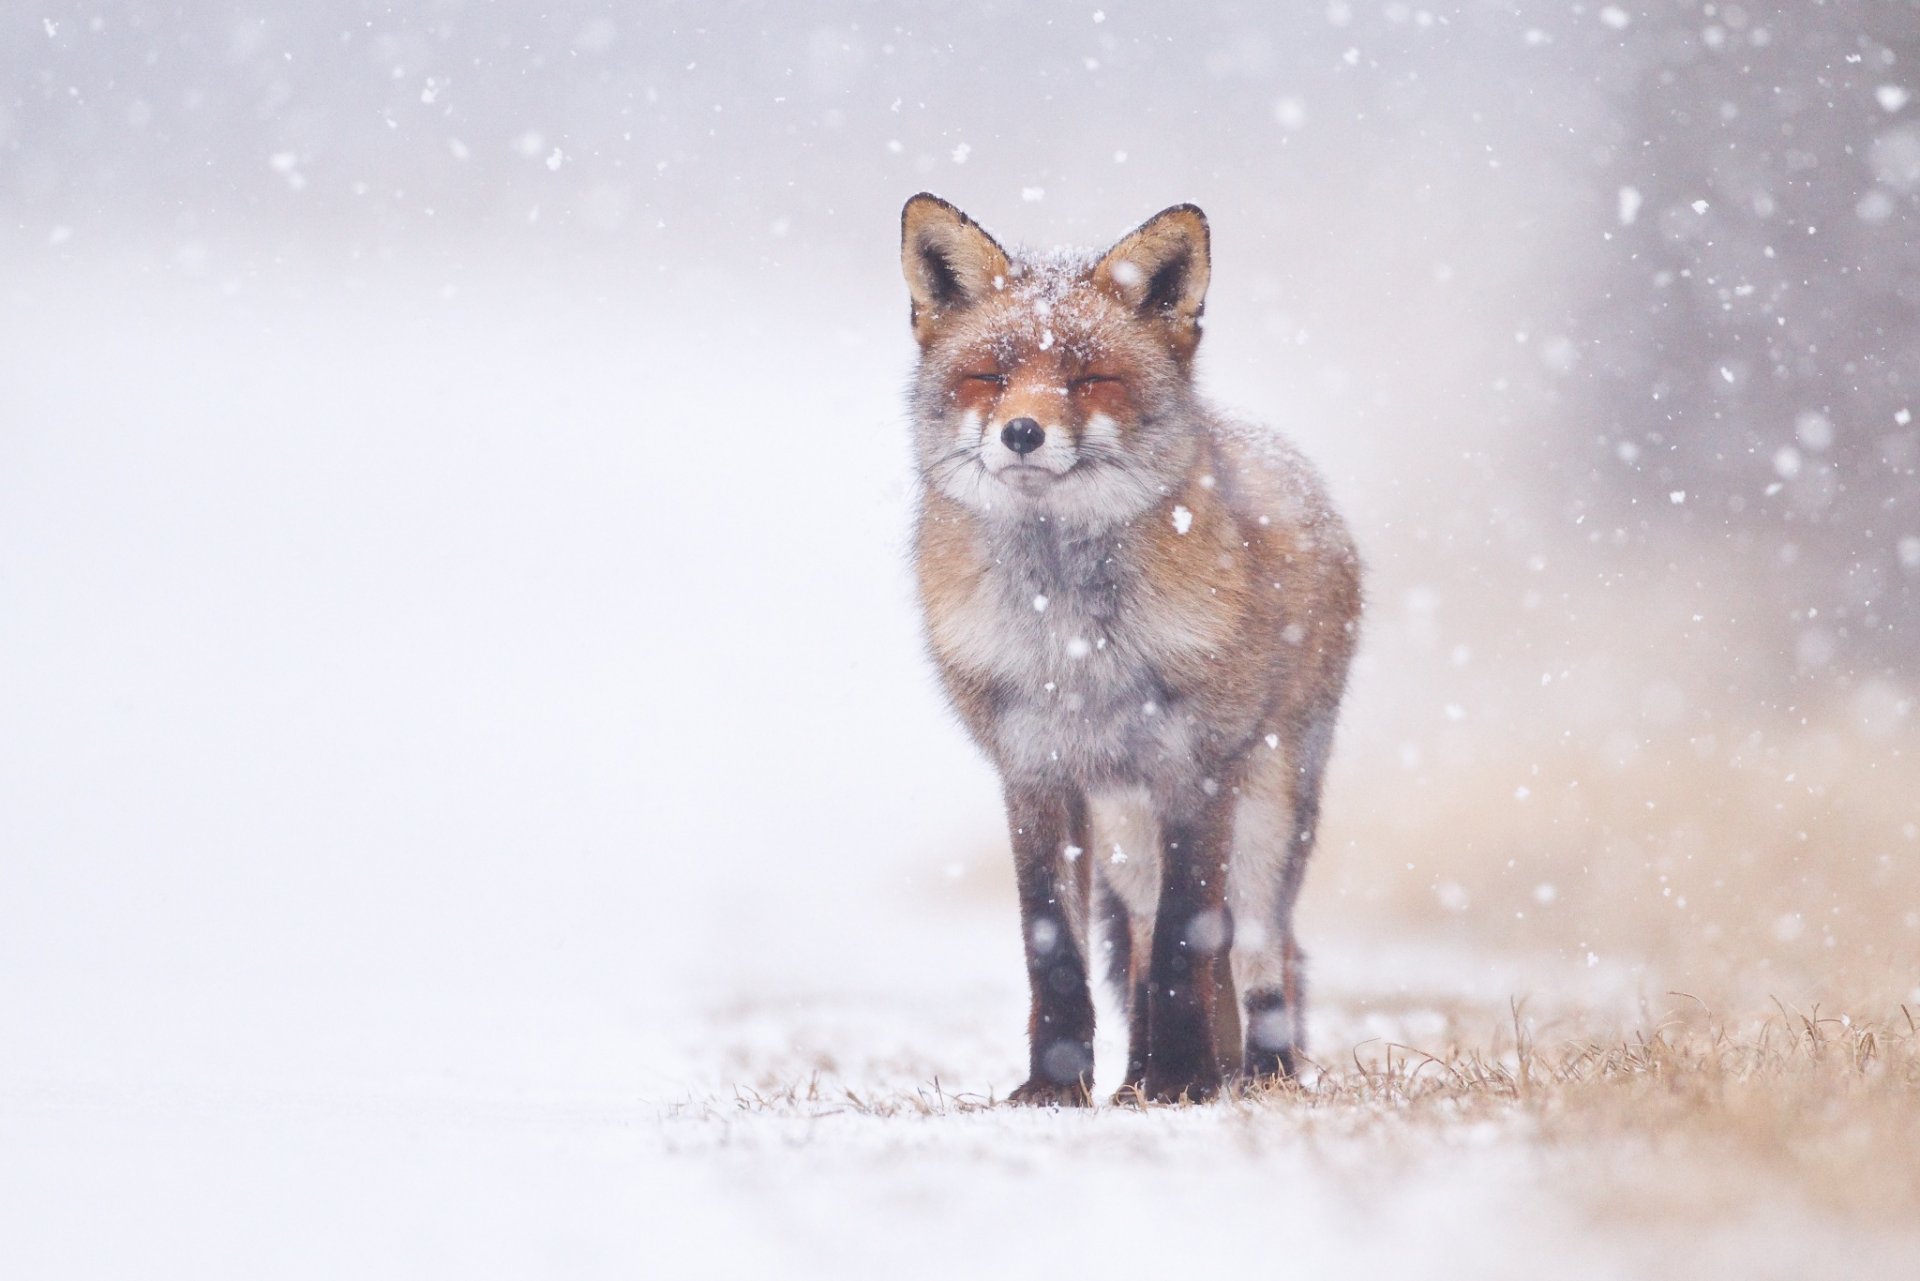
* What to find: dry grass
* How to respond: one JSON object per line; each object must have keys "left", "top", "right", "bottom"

{"left": 698, "top": 1075, "right": 1001, "bottom": 1119}
{"left": 1286, "top": 1001, "right": 1920, "bottom": 1213}
{"left": 681, "top": 999, "right": 1920, "bottom": 1227}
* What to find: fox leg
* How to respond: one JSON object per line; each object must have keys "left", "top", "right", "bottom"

{"left": 1091, "top": 794, "right": 1159, "bottom": 1099}
{"left": 1239, "top": 938, "right": 1308, "bottom": 1081}
{"left": 1004, "top": 783, "right": 1096, "bottom": 1106}
{"left": 1094, "top": 878, "right": 1152, "bottom": 1095}
{"left": 1211, "top": 933, "right": 1243, "bottom": 1079}
{"left": 1230, "top": 787, "right": 1304, "bottom": 1080}
{"left": 1232, "top": 717, "right": 1334, "bottom": 1082}
{"left": 1143, "top": 786, "right": 1234, "bottom": 1103}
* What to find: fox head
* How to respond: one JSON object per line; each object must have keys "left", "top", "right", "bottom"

{"left": 901, "top": 194, "right": 1212, "bottom": 528}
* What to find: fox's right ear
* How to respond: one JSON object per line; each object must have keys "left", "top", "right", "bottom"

{"left": 901, "top": 193, "right": 1011, "bottom": 347}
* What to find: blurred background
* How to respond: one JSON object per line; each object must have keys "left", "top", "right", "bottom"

{"left": 4, "top": 0, "right": 1918, "bottom": 1124}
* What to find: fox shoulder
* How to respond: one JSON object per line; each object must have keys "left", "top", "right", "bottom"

{"left": 1212, "top": 421, "right": 1365, "bottom": 650}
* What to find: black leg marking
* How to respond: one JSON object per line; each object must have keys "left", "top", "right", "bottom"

{"left": 1143, "top": 790, "right": 1232, "bottom": 1103}
{"left": 1005, "top": 786, "right": 1096, "bottom": 1107}
{"left": 1242, "top": 986, "right": 1299, "bottom": 1082}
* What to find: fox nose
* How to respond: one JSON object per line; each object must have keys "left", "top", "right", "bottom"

{"left": 1001, "top": 417, "right": 1045, "bottom": 455}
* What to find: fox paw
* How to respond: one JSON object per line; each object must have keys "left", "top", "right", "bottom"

{"left": 1240, "top": 1046, "right": 1300, "bottom": 1090}
{"left": 1142, "top": 1065, "right": 1222, "bottom": 1105}
{"left": 1007, "top": 1077, "right": 1092, "bottom": 1108}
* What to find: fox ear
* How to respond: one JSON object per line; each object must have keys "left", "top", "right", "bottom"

{"left": 1094, "top": 204, "right": 1211, "bottom": 356}
{"left": 901, "top": 193, "right": 1011, "bottom": 346}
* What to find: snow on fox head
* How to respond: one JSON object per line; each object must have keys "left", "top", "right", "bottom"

{"left": 901, "top": 194, "right": 1212, "bottom": 529}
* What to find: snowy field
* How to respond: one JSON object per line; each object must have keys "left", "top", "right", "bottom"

{"left": 5, "top": 253, "right": 1918, "bottom": 1278}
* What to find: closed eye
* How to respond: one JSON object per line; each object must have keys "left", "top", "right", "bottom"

{"left": 1070, "top": 375, "right": 1122, "bottom": 388}
{"left": 964, "top": 372, "right": 1008, "bottom": 385}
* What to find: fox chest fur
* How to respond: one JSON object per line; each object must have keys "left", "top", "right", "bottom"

{"left": 916, "top": 471, "right": 1288, "bottom": 794}
{"left": 920, "top": 508, "right": 1186, "bottom": 786}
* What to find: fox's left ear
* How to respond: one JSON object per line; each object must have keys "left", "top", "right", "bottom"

{"left": 1094, "top": 204, "right": 1211, "bottom": 358}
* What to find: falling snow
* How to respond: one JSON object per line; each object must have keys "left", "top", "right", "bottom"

{"left": 6, "top": 7, "right": 1918, "bottom": 1276}
{"left": 1615, "top": 185, "right": 1642, "bottom": 226}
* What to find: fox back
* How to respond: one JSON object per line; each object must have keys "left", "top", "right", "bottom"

{"left": 901, "top": 194, "right": 1361, "bottom": 1104}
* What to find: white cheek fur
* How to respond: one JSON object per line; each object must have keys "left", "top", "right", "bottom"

{"left": 934, "top": 400, "right": 1189, "bottom": 532}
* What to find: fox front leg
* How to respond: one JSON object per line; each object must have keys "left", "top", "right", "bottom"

{"left": 1003, "top": 783, "right": 1096, "bottom": 1107}
{"left": 1143, "top": 787, "right": 1234, "bottom": 1103}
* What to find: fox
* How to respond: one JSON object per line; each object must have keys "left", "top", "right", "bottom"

{"left": 900, "top": 194, "right": 1363, "bottom": 1105}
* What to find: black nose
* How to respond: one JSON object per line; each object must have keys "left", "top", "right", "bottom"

{"left": 1001, "top": 417, "right": 1045, "bottom": 455}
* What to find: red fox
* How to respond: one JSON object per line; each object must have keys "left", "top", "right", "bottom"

{"left": 901, "top": 194, "right": 1363, "bottom": 1105}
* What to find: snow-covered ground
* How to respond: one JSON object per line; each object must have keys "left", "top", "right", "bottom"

{"left": 8, "top": 933, "right": 1913, "bottom": 1279}
{"left": 4, "top": 258, "right": 1914, "bottom": 1277}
